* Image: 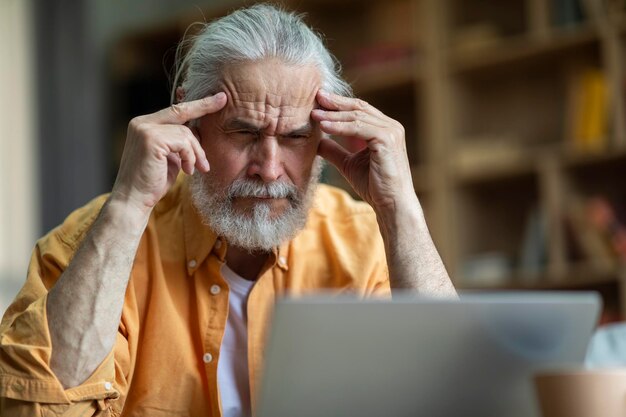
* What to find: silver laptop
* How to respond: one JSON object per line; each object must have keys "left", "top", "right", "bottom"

{"left": 257, "top": 292, "right": 601, "bottom": 417}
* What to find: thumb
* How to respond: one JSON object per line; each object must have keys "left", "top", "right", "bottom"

{"left": 317, "top": 138, "right": 350, "bottom": 176}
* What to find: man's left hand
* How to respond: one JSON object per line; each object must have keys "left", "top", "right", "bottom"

{"left": 312, "top": 90, "right": 417, "bottom": 215}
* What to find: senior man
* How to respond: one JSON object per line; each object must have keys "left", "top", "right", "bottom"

{"left": 0, "top": 4, "right": 455, "bottom": 417}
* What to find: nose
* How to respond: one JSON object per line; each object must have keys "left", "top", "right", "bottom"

{"left": 247, "top": 136, "right": 284, "bottom": 183}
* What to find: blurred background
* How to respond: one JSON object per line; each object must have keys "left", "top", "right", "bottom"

{"left": 2, "top": 0, "right": 626, "bottom": 323}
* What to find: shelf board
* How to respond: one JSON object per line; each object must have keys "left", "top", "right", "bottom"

{"left": 451, "top": 147, "right": 539, "bottom": 185}
{"left": 460, "top": 263, "right": 623, "bottom": 291}
{"left": 449, "top": 26, "right": 599, "bottom": 74}
{"left": 561, "top": 146, "right": 626, "bottom": 169}
{"left": 345, "top": 58, "right": 421, "bottom": 96}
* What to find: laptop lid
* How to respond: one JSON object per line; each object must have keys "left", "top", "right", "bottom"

{"left": 257, "top": 292, "right": 601, "bottom": 417}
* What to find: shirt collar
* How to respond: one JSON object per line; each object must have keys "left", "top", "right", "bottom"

{"left": 181, "top": 178, "right": 218, "bottom": 276}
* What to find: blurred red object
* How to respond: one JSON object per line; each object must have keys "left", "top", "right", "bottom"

{"left": 587, "top": 196, "right": 626, "bottom": 261}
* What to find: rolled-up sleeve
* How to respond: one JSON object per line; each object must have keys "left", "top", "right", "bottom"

{"left": 1, "top": 296, "right": 125, "bottom": 416}
{"left": 0, "top": 196, "right": 131, "bottom": 417}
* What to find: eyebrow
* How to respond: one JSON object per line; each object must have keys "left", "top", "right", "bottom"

{"left": 286, "top": 122, "right": 313, "bottom": 136}
{"left": 223, "top": 118, "right": 261, "bottom": 132}
{"left": 223, "top": 118, "right": 314, "bottom": 136}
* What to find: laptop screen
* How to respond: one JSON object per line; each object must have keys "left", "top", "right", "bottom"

{"left": 257, "top": 292, "right": 600, "bottom": 417}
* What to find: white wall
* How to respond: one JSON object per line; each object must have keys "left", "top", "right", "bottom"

{"left": 0, "top": 0, "right": 38, "bottom": 314}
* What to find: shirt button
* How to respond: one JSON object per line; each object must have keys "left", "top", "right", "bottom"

{"left": 104, "top": 381, "right": 113, "bottom": 390}
{"left": 188, "top": 259, "right": 197, "bottom": 268}
{"left": 214, "top": 240, "right": 222, "bottom": 249}
{"left": 278, "top": 256, "right": 287, "bottom": 267}
{"left": 203, "top": 353, "right": 213, "bottom": 363}
{"left": 210, "top": 284, "right": 221, "bottom": 295}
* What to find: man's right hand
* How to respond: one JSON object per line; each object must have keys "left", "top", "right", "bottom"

{"left": 111, "top": 92, "right": 227, "bottom": 215}
{"left": 46, "top": 93, "right": 227, "bottom": 389}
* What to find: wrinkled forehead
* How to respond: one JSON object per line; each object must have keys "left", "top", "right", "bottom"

{"left": 217, "top": 60, "right": 321, "bottom": 130}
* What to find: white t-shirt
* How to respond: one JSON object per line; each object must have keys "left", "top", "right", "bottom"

{"left": 218, "top": 263, "right": 255, "bottom": 417}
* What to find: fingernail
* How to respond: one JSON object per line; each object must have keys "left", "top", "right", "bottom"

{"left": 215, "top": 92, "right": 226, "bottom": 100}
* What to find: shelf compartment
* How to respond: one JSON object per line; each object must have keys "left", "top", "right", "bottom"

{"left": 361, "top": 82, "right": 423, "bottom": 165}
{"left": 447, "top": 0, "right": 528, "bottom": 48}
{"left": 449, "top": 26, "right": 599, "bottom": 74}
{"left": 564, "top": 151, "right": 626, "bottom": 198}
{"left": 304, "top": 0, "right": 419, "bottom": 77}
{"left": 450, "top": 39, "right": 602, "bottom": 156}
{"left": 346, "top": 57, "right": 422, "bottom": 96}
{"left": 454, "top": 173, "right": 541, "bottom": 286}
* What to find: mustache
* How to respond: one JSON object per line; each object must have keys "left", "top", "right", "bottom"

{"left": 226, "top": 178, "right": 300, "bottom": 202}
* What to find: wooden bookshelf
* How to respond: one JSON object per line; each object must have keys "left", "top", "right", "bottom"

{"left": 107, "top": 0, "right": 626, "bottom": 319}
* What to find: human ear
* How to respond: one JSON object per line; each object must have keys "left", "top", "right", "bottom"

{"left": 176, "top": 87, "right": 185, "bottom": 103}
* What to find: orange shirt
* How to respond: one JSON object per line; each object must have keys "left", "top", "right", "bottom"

{"left": 0, "top": 179, "right": 390, "bottom": 417}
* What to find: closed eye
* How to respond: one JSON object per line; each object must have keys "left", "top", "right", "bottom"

{"left": 285, "top": 133, "right": 310, "bottom": 140}
{"left": 231, "top": 130, "right": 259, "bottom": 137}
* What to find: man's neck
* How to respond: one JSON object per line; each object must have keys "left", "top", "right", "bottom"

{"left": 224, "top": 245, "right": 271, "bottom": 281}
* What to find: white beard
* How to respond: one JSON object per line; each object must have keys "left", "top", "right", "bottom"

{"left": 189, "top": 157, "right": 323, "bottom": 253}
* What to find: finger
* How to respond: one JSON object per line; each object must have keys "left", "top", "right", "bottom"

{"left": 157, "top": 131, "right": 197, "bottom": 175}
{"left": 150, "top": 92, "right": 227, "bottom": 125}
{"left": 311, "top": 108, "right": 388, "bottom": 129}
{"left": 167, "top": 153, "right": 182, "bottom": 175}
{"left": 316, "top": 90, "right": 384, "bottom": 117}
{"left": 176, "top": 143, "right": 196, "bottom": 175}
{"left": 187, "top": 126, "right": 210, "bottom": 172}
{"left": 318, "top": 119, "right": 381, "bottom": 142}
{"left": 317, "top": 138, "right": 350, "bottom": 173}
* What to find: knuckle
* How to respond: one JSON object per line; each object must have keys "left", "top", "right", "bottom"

{"left": 178, "top": 125, "right": 191, "bottom": 136}
{"left": 169, "top": 103, "right": 186, "bottom": 119}
{"left": 130, "top": 123, "right": 152, "bottom": 142}
{"left": 128, "top": 116, "right": 143, "bottom": 131}
{"left": 356, "top": 98, "right": 369, "bottom": 109}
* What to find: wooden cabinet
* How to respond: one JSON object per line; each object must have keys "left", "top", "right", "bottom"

{"left": 109, "top": 0, "right": 626, "bottom": 320}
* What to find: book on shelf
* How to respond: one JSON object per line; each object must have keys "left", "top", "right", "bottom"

{"left": 461, "top": 252, "right": 513, "bottom": 287}
{"left": 564, "top": 194, "right": 626, "bottom": 270}
{"left": 461, "top": 206, "right": 548, "bottom": 286}
{"left": 564, "top": 67, "right": 610, "bottom": 154}
{"left": 518, "top": 206, "right": 548, "bottom": 282}
{"left": 551, "top": 0, "right": 585, "bottom": 28}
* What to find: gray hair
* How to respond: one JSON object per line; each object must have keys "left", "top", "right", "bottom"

{"left": 171, "top": 3, "right": 353, "bottom": 104}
